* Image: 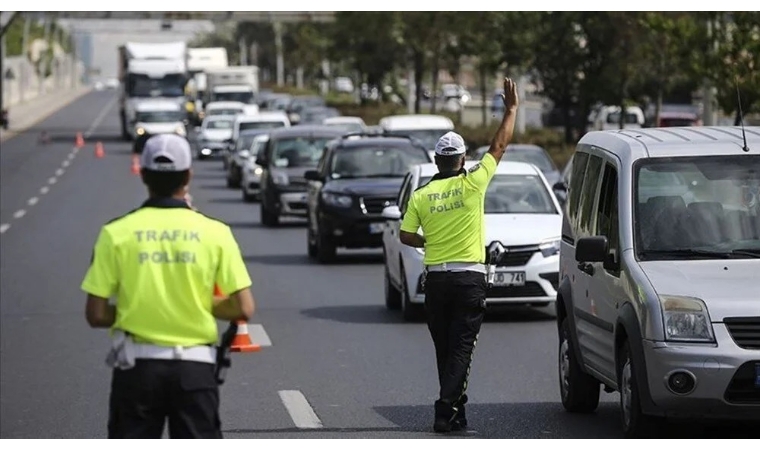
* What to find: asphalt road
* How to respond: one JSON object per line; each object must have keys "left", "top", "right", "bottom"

{"left": 0, "top": 91, "right": 756, "bottom": 439}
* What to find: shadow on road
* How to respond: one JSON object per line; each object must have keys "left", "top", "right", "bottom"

{"left": 484, "top": 305, "right": 556, "bottom": 323}
{"left": 300, "top": 304, "right": 402, "bottom": 325}
{"left": 243, "top": 252, "right": 382, "bottom": 266}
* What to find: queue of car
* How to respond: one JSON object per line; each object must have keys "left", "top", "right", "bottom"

{"left": 194, "top": 92, "right": 760, "bottom": 436}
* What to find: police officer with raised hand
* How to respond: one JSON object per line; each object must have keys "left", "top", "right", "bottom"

{"left": 399, "top": 77, "right": 519, "bottom": 433}
{"left": 81, "top": 133, "right": 255, "bottom": 439}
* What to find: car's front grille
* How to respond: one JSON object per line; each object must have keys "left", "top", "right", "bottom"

{"left": 724, "top": 361, "right": 760, "bottom": 405}
{"left": 725, "top": 317, "right": 760, "bottom": 350}
{"left": 486, "top": 244, "right": 539, "bottom": 267}
{"left": 361, "top": 196, "right": 396, "bottom": 214}
{"left": 488, "top": 282, "right": 546, "bottom": 298}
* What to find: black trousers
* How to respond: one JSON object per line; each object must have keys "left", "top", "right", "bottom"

{"left": 108, "top": 359, "right": 222, "bottom": 439}
{"left": 424, "top": 270, "right": 487, "bottom": 419}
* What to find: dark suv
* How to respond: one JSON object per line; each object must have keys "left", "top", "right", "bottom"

{"left": 256, "top": 126, "right": 346, "bottom": 227}
{"left": 304, "top": 133, "right": 432, "bottom": 263}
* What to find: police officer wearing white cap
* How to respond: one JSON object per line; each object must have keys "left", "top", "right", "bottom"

{"left": 82, "top": 133, "right": 255, "bottom": 438}
{"left": 399, "top": 78, "right": 519, "bottom": 433}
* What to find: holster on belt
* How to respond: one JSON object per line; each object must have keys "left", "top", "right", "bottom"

{"left": 214, "top": 322, "right": 239, "bottom": 385}
{"left": 105, "top": 329, "right": 136, "bottom": 370}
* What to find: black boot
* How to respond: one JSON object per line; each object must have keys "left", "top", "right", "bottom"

{"left": 452, "top": 403, "right": 467, "bottom": 431}
{"left": 433, "top": 400, "right": 455, "bottom": 433}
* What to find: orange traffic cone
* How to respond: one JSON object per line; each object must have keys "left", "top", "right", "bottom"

{"left": 213, "top": 284, "right": 226, "bottom": 299}
{"left": 94, "top": 142, "right": 105, "bottom": 158}
{"left": 230, "top": 321, "right": 261, "bottom": 353}
{"left": 130, "top": 155, "right": 141, "bottom": 175}
{"left": 75, "top": 132, "right": 84, "bottom": 148}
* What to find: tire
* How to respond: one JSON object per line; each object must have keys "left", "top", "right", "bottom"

{"left": 316, "top": 226, "right": 336, "bottom": 264}
{"left": 400, "top": 261, "right": 422, "bottom": 322}
{"left": 260, "top": 201, "right": 279, "bottom": 227}
{"left": 242, "top": 189, "right": 256, "bottom": 203}
{"left": 307, "top": 222, "right": 318, "bottom": 259}
{"left": 384, "top": 262, "right": 401, "bottom": 310}
{"left": 558, "top": 317, "right": 601, "bottom": 413}
{"left": 619, "top": 339, "right": 661, "bottom": 438}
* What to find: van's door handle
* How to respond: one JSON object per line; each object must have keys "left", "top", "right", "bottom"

{"left": 578, "top": 262, "right": 595, "bottom": 276}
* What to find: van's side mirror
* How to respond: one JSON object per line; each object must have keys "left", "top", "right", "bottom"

{"left": 304, "top": 170, "right": 321, "bottom": 181}
{"left": 382, "top": 205, "right": 401, "bottom": 220}
{"left": 553, "top": 181, "right": 568, "bottom": 192}
{"left": 575, "top": 236, "right": 608, "bottom": 263}
{"left": 238, "top": 150, "right": 250, "bottom": 159}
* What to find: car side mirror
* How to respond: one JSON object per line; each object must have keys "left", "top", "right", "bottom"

{"left": 575, "top": 236, "right": 608, "bottom": 263}
{"left": 238, "top": 150, "right": 250, "bottom": 159}
{"left": 225, "top": 138, "right": 234, "bottom": 144}
{"left": 382, "top": 205, "right": 401, "bottom": 220}
{"left": 553, "top": 181, "right": 568, "bottom": 192}
{"left": 304, "top": 170, "right": 321, "bottom": 181}
{"left": 255, "top": 156, "right": 267, "bottom": 166}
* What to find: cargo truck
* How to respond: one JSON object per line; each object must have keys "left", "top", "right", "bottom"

{"left": 186, "top": 47, "right": 229, "bottom": 125}
{"left": 118, "top": 41, "right": 188, "bottom": 141}
{"left": 203, "top": 66, "right": 260, "bottom": 107}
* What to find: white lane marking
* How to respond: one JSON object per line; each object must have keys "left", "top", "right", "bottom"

{"left": 0, "top": 224, "right": 9, "bottom": 234}
{"left": 278, "top": 390, "right": 323, "bottom": 429}
{"left": 68, "top": 152, "right": 76, "bottom": 160}
{"left": 28, "top": 197, "right": 39, "bottom": 206}
{"left": 84, "top": 95, "right": 118, "bottom": 138}
{"left": 55, "top": 168, "right": 64, "bottom": 176}
{"left": 13, "top": 210, "right": 26, "bottom": 219}
{"left": 40, "top": 186, "right": 49, "bottom": 195}
{"left": 48, "top": 177, "right": 57, "bottom": 185}
{"left": 62, "top": 160, "right": 70, "bottom": 167}
{"left": 247, "top": 324, "right": 272, "bottom": 347}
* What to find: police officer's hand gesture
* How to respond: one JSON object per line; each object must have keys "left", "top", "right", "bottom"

{"left": 500, "top": 77, "right": 520, "bottom": 112}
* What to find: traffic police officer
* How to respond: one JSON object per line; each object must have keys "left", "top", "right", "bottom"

{"left": 81, "top": 133, "right": 256, "bottom": 439}
{"left": 399, "top": 77, "right": 519, "bottom": 433}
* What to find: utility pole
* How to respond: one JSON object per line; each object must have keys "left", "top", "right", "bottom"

{"left": 273, "top": 21, "right": 284, "bottom": 86}
{"left": 20, "top": 16, "right": 30, "bottom": 103}
{"left": 39, "top": 18, "right": 51, "bottom": 95}
{"left": 238, "top": 37, "right": 247, "bottom": 65}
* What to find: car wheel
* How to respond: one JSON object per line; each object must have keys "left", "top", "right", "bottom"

{"left": 558, "top": 317, "right": 601, "bottom": 413}
{"left": 307, "top": 221, "right": 318, "bottom": 259}
{"left": 619, "top": 339, "right": 661, "bottom": 438}
{"left": 316, "top": 223, "right": 336, "bottom": 264}
{"left": 242, "top": 189, "right": 256, "bottom": 203}
{"left": 226, "top": 172, "right": 235, "bottom": 188}
{"left": 384, "top": 258, "right": 401, "bottom": 310}
{"left": 400, "top": 261, "right": 422, "bottom": 322}
{"left": 260, "top": 201, "right": 279, "bottom": 227}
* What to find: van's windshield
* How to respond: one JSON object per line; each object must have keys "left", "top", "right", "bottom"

{"left": 635, "top": 155, "right": 760, "bottom": 260}
{"left": 389, "top": 129, "right": 450, "bottom": 150}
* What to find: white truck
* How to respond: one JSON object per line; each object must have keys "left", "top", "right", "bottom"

{"left": 186, "top": 47, "right": 229, "bottom": 124}
{"left": 118, "top": 41, "right": 188, "bottom": 141}
{"left": 203, "top": 66, "right": 260, "bottom": 107}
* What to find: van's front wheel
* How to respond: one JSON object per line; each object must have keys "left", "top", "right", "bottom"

{"left": 619, "top": 339, "right": 661, "bottom": 438}
{"left": 558, "top": 317, "right": 600, "bottom": 413}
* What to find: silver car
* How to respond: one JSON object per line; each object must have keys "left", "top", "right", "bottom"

{"left": 557, "top": 126, "right": 760, "bottom": 437}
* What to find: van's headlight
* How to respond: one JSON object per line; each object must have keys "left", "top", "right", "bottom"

{"left": 322, "top": 192, "right": 352, "bottom": 207}
{"left": 135, "top": 127, "right": 145, "bottom": 136}
{"left": 659, "top": 295, "right": 715, "bottom": 343}
{"left": 539, "top": 237, "right": 561, "bottom": 257}
{"left": 248, "top": 166, "right": 263, "bottom": 176}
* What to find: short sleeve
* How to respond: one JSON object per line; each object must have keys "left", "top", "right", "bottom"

{"left": 400, "top": 193, "right": 421, "bottom": 233}
{"left": 215, "top": 227, "right": 252, "bottom": 295}
{"left": 81, "top": 228, "right": 119, "bottom": 298}
{"left": 466, "top": 152, "right": 497, "bottom": 191}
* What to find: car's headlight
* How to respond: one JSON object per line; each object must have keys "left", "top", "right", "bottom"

{"left": 135, "top": 127, "right": 145, "bottom": 136}
{"left": 272, "top": 172, "right": 289, "bottom": 185}
{"left": 539, "top": 237, "right": 561, "bottom": 257}
{"left": 175, "top": 126, "right": 186, "bottom": 136}
{"left": 322, "top": 192, "right": 352, "bottom": 208}
{"left": 247, "top": 166, "right": 263, "bottom": 176}
{"left": 659, "top": 295, "right": 715, "bottom": 343}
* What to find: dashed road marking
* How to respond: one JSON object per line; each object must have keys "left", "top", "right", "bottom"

{"left": 247, "top": 324, "right": 272, "bottom": 347}
{"left": 62, "top": 160, "right": 70, "bottom": 167}
{"left": 68, "top": 152, "right": 76, "bottom": 160}
{"left": 40, "top": 186, "right": 49, "bottom": 195}
{"left": 48, "top": 177, "right": 57, "bottom": 185}
{"left": 0, "top": 224, "right": 9, "bottom": 234}
{"left": 279, "top": 390, "right": 323, "bottom": 429}
{"left": 55, "top": 168, "right": 65, "bottom": 176}
{"left": 85, "top": 95, "right": 118, "bottom": 137}
{"left": 13, "top": 210, "right": 26, "bottom": 219}
{"left": 28, "top": 197, "right": 39, "bottom": 206}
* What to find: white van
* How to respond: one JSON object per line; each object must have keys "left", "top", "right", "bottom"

{"left": 378, "top": 114, "right": 455, "bottom": 158}
{"left": 588, "top": 105, "right": 645, "bottom": 131}
{"left": 231, "top": 111, "right": 291, "bottom": 143}
{"left": 132, "top": 99, "right": 186, "bottom": 140}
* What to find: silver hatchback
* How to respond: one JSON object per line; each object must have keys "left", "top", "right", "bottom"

{"left": 556, "top": 126, "right": 760, "bottom": 437}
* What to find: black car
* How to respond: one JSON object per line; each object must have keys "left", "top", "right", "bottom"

{"left": 304, "top": 133, "right": 432, "bottom": 263}
{"left": 256, "top": 125, "right": 346, "bottom": 227}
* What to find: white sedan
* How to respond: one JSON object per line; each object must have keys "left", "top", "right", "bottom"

{"left": 381, "top": 160, "right": 563, "bottom": 321}
{"left": 240, "top": 134, "right": 270, "bottom": 202}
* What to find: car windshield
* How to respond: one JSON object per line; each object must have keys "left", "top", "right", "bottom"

{"left": 213, "top": 92, "right": 254, "bottom": 103}
{"left": 136, "top": 111, "right": 183, "bottom": 123}
{"left": 331, "top": 146, "right": 430, "bottom": 179}
{"left": 635, "top": 155, "right": 760, "bottom": 259}
{"left": 391, "top": 129, "right": 450, "bottom": 149}
{"left": 206, "top": 119, "right": 233, "bottom": 130}
{"left": 128, "top": 74, "right": 185, "bottom": 98}
{"left": 239, "top": 121, "right": 286, "bottom": 132}
{"left": 419, "top": 174, "right": 558, "bottom": 214}
{"left": 235, "top": 134, "right": 259, "bottom": 151}
{"left": 271, "top": 137, "right": 331, "bottom": 168}
{"left": 208, "top": 108, "right": 242, "bottom": 116}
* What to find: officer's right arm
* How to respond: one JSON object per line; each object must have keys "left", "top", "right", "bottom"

{"left": 485, "top": 77, "right": 519, "bottom": 164}
{"left": 213, "top": 227, "right": 255, "bottom": 321}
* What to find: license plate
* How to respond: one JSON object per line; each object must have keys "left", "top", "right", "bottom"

{"left": 493, "top": 271, "right": 526, "bottom": 287}
{"left": 369, "top": 223, "right": 386, "bottom": 234}
{"left": 755, "top": 364, "right": 760, "bottom": 388}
